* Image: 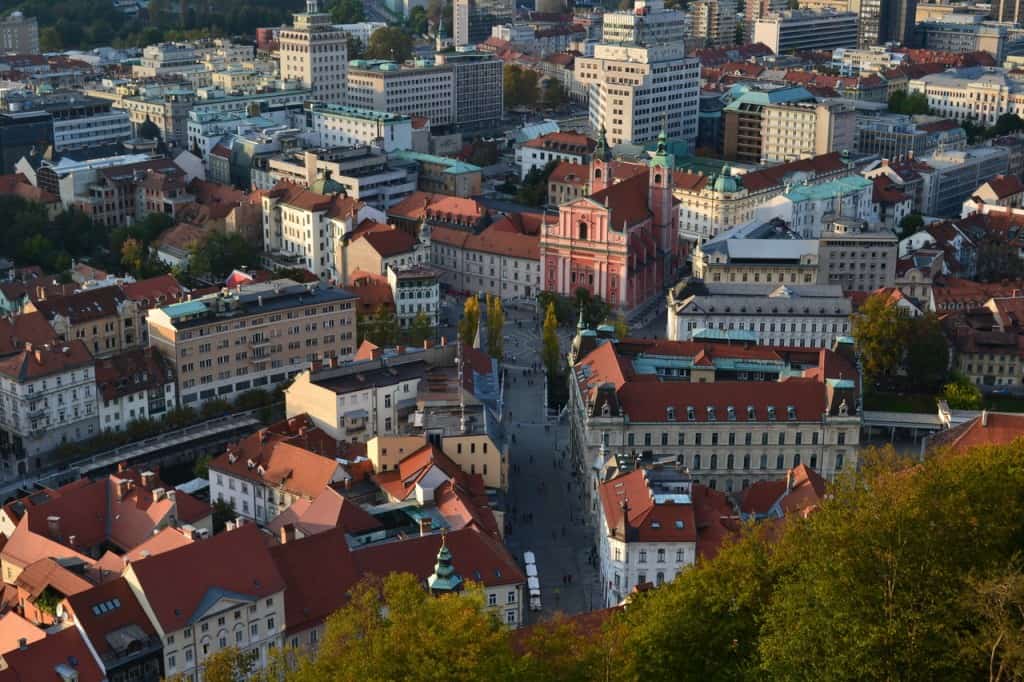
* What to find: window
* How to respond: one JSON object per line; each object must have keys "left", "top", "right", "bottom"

{"left": 776, "top": 455, "right": 784, "bottom": 470}
{"left": 710, "top": 454, "right": 718, "bottom": 469}
{"left": 793, "top": 454, "right": 801, "bottom": 467}
{"left": 488, "top": 593, "right": 497, "bottom": 606}
{"left": 656, "top": 572, "right": 665, "bottom": 586}
{"left": 657, "top": 549, "right": 665, "bottom": 563}
{"left": 506, "top": 610, "right": 516, "bottom": 625}
{"left": 693, "top": 454, "right": 701, "bottom": 470}
{"left": 661, "top": 432, "right": 668, "bottom": 446}
{"left": 507, "top": 591, "right": 516, "bottom": 604}
{"left": 838, "top": 431, "right": 846, "bottom": 445}
{"left": 639, "top": 550, "right": 647, "bottom": 563}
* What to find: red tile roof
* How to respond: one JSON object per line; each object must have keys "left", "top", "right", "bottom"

{"left": 268, "top": 487, "right": 382, "bottom": 538}
{"left": 0, "top": 312, "right": 56, "bottom": 357}
{"left": 15, "top": 557, "right": 92, "bottom": 600}
{"left": 430, "top": 222, "right": 540, "bottom": 261}
{"left": 982, "top": 174, "right": 1024, "bottom": 200}
{"left": 65, "top": 577, "right": 159, "bottom": 664}
{"left": 0, "top": 340, "right": 93, "bottom": 382}
{"left": 740, "top": 464, "right": 827, "bottom": 518}
{"left": 120, "top": 274, "right": 186, "bottom": 307}
{"left": 269, "top": 528, "right": 359, "bottom": 634}
{"left": 266, "top": 180, "right": 361, "bottom": 219}
{"left": 548, "top": 161, "right": 589, "bottom": 187}
{"left": 740, "top": 152, "right": 848, "bottom": 192}
{"left": 156, "top": 223, "right": 207, "bottom": 252}
{"left": 929, "top": 412, "right": 1024, "bottom": 453}
{"left": 0, "top": 173, "right": 58, "bottom": 205}
{"left": 32, "top": 286, "right": 124, "bottom": 324}
{"left": 0, "top": 626, "right": 105, "bottom": 682}
{"left": 590, "top": 171, "right": 652, "bottom": 229}
{"left": 523, "top": 131, "right": 595, "bottom": 154}
{"left": 126, "top": 523, "right": 284, "bottom": 633}
{"left": 359, "top": 228, "right": 417, "bottom": 258}
{"left": 94, "top": 348, "right": 173, "bottom": 402}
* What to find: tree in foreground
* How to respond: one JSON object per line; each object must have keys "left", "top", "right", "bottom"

{"left": 852, "top": 292, "right": 907, "bottom": 385}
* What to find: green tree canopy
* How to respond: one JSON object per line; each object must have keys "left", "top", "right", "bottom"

{"left": 852, "top": 292, "right": 908, "bottom": 385}
{"left": 542, "top": 301, "right": 561, "bottom": 376}
{"left": 459, "top": 295, "right": 480, "bottom": 347}
{"left": 888, "top": 90, "right": 930, "bottom": 115}
{"left": 504, "top": 64, "right": 539, "bottom": 108}
{"left": 188, "top": 231, "right": 257, "bottom": 278}
{"left": 904, "top": 313, "right": 949, "bottom": 390}
{"left": 406, "top": 311, "right": 434, "bottom": 346}
{"left": 486, "top": 295, "right": 505, "bottom": 359}
{"left": 365, "top": 26, "right": 413, "bottom": 63}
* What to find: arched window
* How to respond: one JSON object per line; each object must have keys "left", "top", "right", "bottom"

{"left": 710, "top": 454, "right": 718, "bottom": 469}
{"left": 742, "top": 454, "right": 750, "bottom": 470}
{"left": 595, "top": 167, "right": 602, "bottom": 178}
{"left": 657, "top": 548, "right": 665, "bottom": 562}
{"left": 759, "top": 454, "right": 767, "bottom": 469}
{"left": 654, "top": 173, "right": 662, "bottom": 184}
{"left": 810, "top": 454, "right": 818, "bottom": 469}
{"left": 726, "top": 454, "right": 734, "bottom": 470}
{"left": 793, "top": 453, "right": 801, "bottom": 467}
{"left": 776, "top": 455, "right": 784, "bottom": 470}
{"left": 579, "top": 221, "right": 588, "bottom": 240}
{"left": 692, "top": 454, "right": 701, "bottom": 470}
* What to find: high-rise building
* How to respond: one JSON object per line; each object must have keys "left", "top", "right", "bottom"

{"left": 858, "top": 0, "right": 917, "bottom": 47}
{"left": 576, "top": 42, "right": 700, "bottom": 146}
{"left": 992, "top": 0, "right": 1023, "bottom": 25}
{"left": 688, "top": 0, "right": 738, "bottom": 48}
{"left": 753, "top": 10, "right": 859, "bottom": 54}
{"left": 744, "top": 0, "right": 789, "bottom": 39}
{"left": 278, "top": 0, "right": 347, "bottom": 103}
{"left": 453, "top": 0, "right": 514, "bottom": 47}
{"left": 0, "top": 11, "right": 38, "bottom": 54}
{"left": 602, "top": 0, "right": 687, "bottom": 46}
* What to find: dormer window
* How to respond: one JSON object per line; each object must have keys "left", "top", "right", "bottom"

{"left": 601, "top": 402, "right": 611, "bottom": 417}
{"left": 686, "top": 406, "right": 695, "bottom": 421}
{"left": 666, "top": 406, "right": 675, "bottom": 421}
{"left": 727, "top": 406, "right": 736, "bottom": 421}
{"left": 706, "top": 406, "right": 716, "bottom": 421}
{"left": 747, "top": 405, "right": 755, "bottom": 420}
{"left": 767, "top": 406, "right": 776, "bottom": 421}
{"left": 787, "top": 405, "right": 797, "bottom": 420}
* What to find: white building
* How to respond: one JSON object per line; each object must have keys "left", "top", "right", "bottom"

{"left": 387, "top": 266, "right": 441, "bottom": 330}
{"left": 908, "top": 66, "right": 1024, "bottom": 126}
{"left": 760, "top": 100, "right": 857, "bottom": 164}
{"left": 602, "top": 0, "right": 687, "bottom": 46}
{"left": 688, "top": 0, "right": 737, "bottom": 48}
{"left": 95, "top": 348, "right": 177, "bottom": 433}
{"left": 598, "top": 469, "right": 719, "bottom": 606}
{"left": 334, "top": 21, "right": 387, "bottom": 44}
{"left": 516, "top": 131, "right": 595, "bottom": 180}
{"left": 0, "top": 341, "right": 97, "bottom": 477}
{"left": 0, "top": 11, "right": 39, "bottom": 54}
{"left": 309, "top": 104, "right": 413, "bottom": 153}
{"left": 346, "top": 59, "right": 455, "bottom": 126}
{"left": 278, "top": 0, "right": 347, "bottom": 104}
{"left": 576, "top": 42, "right": 700, "bottom": 146}
{"left": 760, "top": 174, "right": 877, "bottom": 238}
{"left": 666, "top": 281, "right": 853, "bottom": 347}
{"left": 831, "top": 45, "right": 908, "bottom": 75}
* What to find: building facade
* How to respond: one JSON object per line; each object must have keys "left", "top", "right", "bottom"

{"left": 760, "top": 100, "right": 857, "bottom": 164}
{"left": 310, "top": 104, "right": 412, "bottom": 153}
{"left": 0, "top": 12, "right": 38, "bottom": 54}
{"left": 753, "top": 10, "right": 859, "bottom": 54}
{"left": 147, "top": 279, "right": 357, "bottom": 407}
{"left": 346, "top": 60, "right": 456, "bottom": 127}
{"left": 278, "top": 0, "right": 347, "bottom": 104}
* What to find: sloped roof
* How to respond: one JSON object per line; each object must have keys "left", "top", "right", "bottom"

{"left": 360, "top": 229, "right": 417, "bottom": 258}
{"left": 210, "top": 428, "right": 344, "bottom": 499}
{"left": 0, "top": 340, "right": 92, "bottom": 382}
{"left": 0, "top": 626, "right": 104, "bottom": 682}
{"left": 269, "top": 528, "right": 359, "bottom": 635}
{"left": 65, "top": 577, "right": 159, "bottom": 663}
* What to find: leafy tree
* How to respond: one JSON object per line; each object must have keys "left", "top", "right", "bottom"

{"left": 607, "top": 316, "right": 629, "bottom": 340}
{"left": 898, "top": 212, "right": 924, "bottom": 239}
{"left": 406, "top": 5, "right": 429, "bottom": 35}
{"left": 963, "top": 562, "right": 1024, "bottom": 682}
{"left": 486, "top": 295, "right": 505, "bottom": 359}
{"left": 120, "top": 238, "right": 145, "bottom": 276}
{"left": 888, "top": 90, "right": 930, "bottom": 115}
{"left": 201, "top": 646, "right": 255, "bottom": 682}
{"left": 425, "top": 0, "right": 452, "bottom": 36}
{"left": 346, "top": 34, "right": 364, "bottom": 59}
{"left": 189, "top": 231, "right": 256, "bottom": 278}
{"left": 406, "top": 311, "right": 434, "bottom": 346}
{"left": 852, "top": 292, "right": 907, "bottom": 385}
{"left": 941, "top": 372, "right": 983, "bottom": 409}
{"left": 904, "top": 314, "right": 949, "bottom": 390}
{"left": 211, "top": 500, "right": 236, "bottom": 534}
{"left": 516, "top": 160, "right": 557, "bottom": 206}
{"left": 365, "top": 26, "right": 413, "bottom": 62}
{"left": 542, "top": 301, "right": 561, "bottom": 376}
{"left": 459, "top": 295, "right": 480, "bottom": 347}
{"left": 288, "top": 573, "right": 513, "bottom": 682}
{"left": 329, "top": 0, "right": 365, "bottom": 23}
{"left": 193, "top": 454, "right": 211, "bottom": 479}
{"left": 201, "top": 399, "right": 233, "bottom": 420}
{"left": 503, "top": 64, "right": 539, "bottom": 108}
{"left": 542, "top": 78, "right": 568, "bottom": 109}
{"left": 363, "top": 305, "right": 399, "bottom": 346}
{"left": 977, "top": 240, "right": 1024, "bottom": 282}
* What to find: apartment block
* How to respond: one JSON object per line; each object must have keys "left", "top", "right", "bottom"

{"left": 688, "top": 0, "right": 737, "bottom": 48}
{"left": 602, "top": 0, "right": 687, "bottom": 46}
{"left": 147, "top": 279, "right": 357, "bottom": 407}
{"left": 760, "top": 100, "right": 857, "bottom": 163}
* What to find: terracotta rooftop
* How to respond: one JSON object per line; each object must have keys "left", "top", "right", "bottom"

{"left": 121, "top": 274, "right": 186, "bottom": 307}
{"left": 359, "top": 228, "right": 418, "bottom": 258}
{"left": 0, "top": 340, "right": 92, "bottom": 382}
{"left": 982, "top": 174, "right": 1024, "bottom": 200}
{"left": 265, "top": 180, "right": 361, "bottom": 220}
{"left": 928, "top": 412, "right": 1024, "bottom": 453}
{"left": 0, "top": 312, "right": 56, "bottom": 357}
{"left": 0, "top": 626, "right": 105, "bottom": 682}
{"left": 94, "top": 347, "right": 173, "bottom": 403}
{"left": 523, "top": 131, "right": 595, "bottom": 154}
{"left": 740, "top": 464, "right": 827, "bottom": 518}
{"left": 65, "top": 576, "right": 160, "bottom": 665}
{"left": 431, "top": 222, "right": 540, "bottom": 261}
{"left": 32, "top": 286, "right": 124, "bottom": 325}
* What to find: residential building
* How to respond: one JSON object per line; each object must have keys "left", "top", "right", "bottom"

{"left": 0, "top": 626, "right": 104, "bottom": 681}
{"left": 688, "top": 0, "right": 737, "bottom": 49}
{"left": 760, "top": 99, "right": 857, "bottom": 164}
{"left": 310, "top": 104, "right": 412, "bottom": 152}
{"left": 260, "top": 180, "right": 366, "bottom": 281}
{"left": 334, "top": 21, "right": 387, "bottom": 43}
{"left": 0, "top": 110, "right": 52, "bottom": 174}
{"left": 453, "top": 0, "right": 514, "bottom": 47}
{"left": 816, "top": 217, "right": 898, "bottom": 291}
{"left": 568, "top": 328, "right": 862, "bottom": 498}
{"left": 27, "top": 287, "right": 144, "bottom": 358}
{"left": 926, "top": 411, "right": 1024, "bottom": 453}
{"left": 539, "top": 133, "right": 683, "bottom": 310}
{"left": 722, "top": 86, "right": 816, "bottom": 164}
{"left": 124, "top": 524, "right": 287, "bottom": 680}
{"left": 342, "top": 225, "right": 425, "bottom": 283}
{"left": 673, "top": 152, "right": 854, "bottom": 245}
{"left": 753, "top": 10, "right": 859, "bottom": 54}
{"left": 917, "top": 147, "right": 1010, "bottom": 217}
{"left": 517, "top": 131, "right": 595, "bottom": 180}
{"left": 346, "top": 59, "right": 455, "bottom": 126}
{"left": 597, "top": 468, "right": 733, "bottom": 606}
{"left": 992, "top": 0, "right": 1024, "bottom": 25}
{"left": 389, "top": 150, "right": 483, "bottom": 197}
{"left": 666, "top": 280, "right": 853, "bottom": 346}
{"left": 388, "top": 190, "right": 490, "bottom": 234}
{"left": 278, "top": 0, "right": 347, "bottom": 104}
{"left": 602, "top": 0, "right": 688, "bottom": 46}
{"left": 208, "top": 421, "right": 350, "bottom": 524}
{"left": 744, "top": 0, "right": 789, "bottom": 41}
{"left": 575, "top": 42, "right": 700, "bottom": 146}
{"left": 769, "top": 174, "right": 877, "bottom": 237}
{"left": 429, "top": 212, "right": 543, "bottom": 300}
{"left": 94, "top": 348, "right": 176, "bottom": 432}
{"left": 387, "top": 266, "right": 441, "bottom": 329}
{"left": 695, "top": 229, "right": 821, "bottom": 285}
{"left": 0, "top": 12, "right": 38, "bottom": 54}
{"left": 858, "top": 0, "right": 917, "bottom": 48}
{"left": 146, "top": 279, "right": 357, "bottom": 407}
{"left": 738, "top": 463, "right": 828, "bottom": 520}
{"left": 0, "top": 341, "right": 96, "bottom": 476}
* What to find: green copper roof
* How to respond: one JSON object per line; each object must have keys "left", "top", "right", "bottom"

{"left": 427, "top": 534, "right": 464, "bottom": 593}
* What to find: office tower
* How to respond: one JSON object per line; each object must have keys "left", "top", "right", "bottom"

{"left": 858, "top": 0, "right": 918, "bottom": 47}
{"left": 453, "top": 0, "right": 515, "bottom": 47}
{"left": 278, "top": 0, "right": 347, "bottom": 103}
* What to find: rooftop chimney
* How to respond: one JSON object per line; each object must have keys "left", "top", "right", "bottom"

{"left": 152, "top": 488, "right": 166, "bottom": 503}
{"left": 140, "top": 471, "right": 155, "bottom": 489}
{"left": 786, "top": 469, "right": 794, "bottom": 491}
{"left": 33, "top": 349, "right": 43, "bottom": 365}
{"left": 46, "top": 515, "right": 60, "bottom": 540}
{"left": 280, "top": 523, "right": 296, "bottom": 544}
{"left": 17, "top": 638, "right": 26, "bottom": 651}
{"left": 982, "top": 409, "right": 989, "bottom": 427}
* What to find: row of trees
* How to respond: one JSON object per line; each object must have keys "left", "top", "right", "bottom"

{"left": 358, "top": 307, "right": 434, "bottom": 347}
{"left": 180, "top": 440, "right": 1024, "bottom": 682}
{"left": 456, "top": 295, "right": 505, "bottom": 359}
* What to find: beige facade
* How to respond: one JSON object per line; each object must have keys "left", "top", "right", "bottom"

{"left": 575, "top": 42, "right": 700, "bottom": 146}
{"left": 147, "top": 279, "right": 357, "bottom": 408}
{"left": 688, "top": 0, "right": 737, "bottom": 48}
{"left": 346, "top": 62, "right": 455, "bottom": 126}
{"left": 760, "top": 101, "right": 857, "bottom": 164}
{"left": 817, "top": 223, "right": 898, "bottom": 292}
{"left": 278, "top": 4, "right": 347, "bottom": 104}
{"left": 367, "top": 434, "right": 506, "bottom": 490}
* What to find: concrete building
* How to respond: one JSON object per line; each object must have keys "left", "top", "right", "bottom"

{"left": 858, "top": 0, "right": 917, "bottom": 48}
{"left": 2, "top": 91, "right": 132, "bottom": 153}
{"left": 0, "top": 12, "right": 38, "bottom": 54}
{"left": 347, "top": 59, "right": 456, "bottom": 127}
{"left": 992, "top": 0, "right": 1024, "bottom": 25}
{"left": 916, "top": 16, "right": 1024, "bottom": 63}
{"left": 310, "top": 104, "right": 412, "bottom": 153}
{"left": 816, "top": 217, "right": 898, "bottom": 291}
{"left": 760, "top": 100, "right": 857, "bottom": 163}
{"left": 722, "top": 86, "right": 816, "bottom": 164}
{"left": 855, "top": 114, "right": 967, "bottom": 158}
{"left": 278, "top": 0, "right": 347, "bottom": 104}
{"left": 433, "top": 50, "right": 503, "bottom": 129}
{"left": 773, "top": 174, "right": 877, "bottom": 237}
{"left": 666, "top": 280, "right": 853, "bottom": 346}
{"left": 0, "top": 341, "right": 97, "bottom": 477}
{"left": 453, "top": 0, "right": 514, "bottom": 47}
{"left": 568, "top": 330, "right": 862, "bottom": 499}
{"left": 753, "top": 10, "right": 859, "bottom": 54}
{"left": 688, "top": 0, "right": 737, "bottom": 48}
{"left": 146, "top": 279, "right": 357, "bottom": 407}
{"left": 831, "top": 46, "right": 908, "bottom": 75}
{"left": 390, "top": 150, "right": 483, "bottom": 197}
{"left": 334, "top": 21, "right": 387, "bottom": 43}
{"left": 916, "top": 147, "right": 1011, "bottom": 217}
{"left": 517, "top": 131, "right": 595, "bottom": 180}
{"left": 745, "top": 0, "right": 789, "bottom": 40}
{"left": 576, "top": 43, "right": 700, "bottom": 146}
{"left": 388, "top": 266, "right": 441, "bottom": 329}
{"left": 602, "top": 0, "right": 687, "bottom": 46}
{"left": 27, "top": 286, "right": 145, "bottom": 359}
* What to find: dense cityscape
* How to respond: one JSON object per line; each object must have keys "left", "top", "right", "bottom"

{"left": 0, "top": 0, "right": 1019, "bottom": 678}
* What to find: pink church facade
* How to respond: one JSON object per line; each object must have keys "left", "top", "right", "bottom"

{"left": 539, "top": 134, "right": 684, "bottom": 310}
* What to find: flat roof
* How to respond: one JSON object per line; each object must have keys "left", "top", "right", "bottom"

{"left": 310, "top": 103, "right": 410, "bottom": 123}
